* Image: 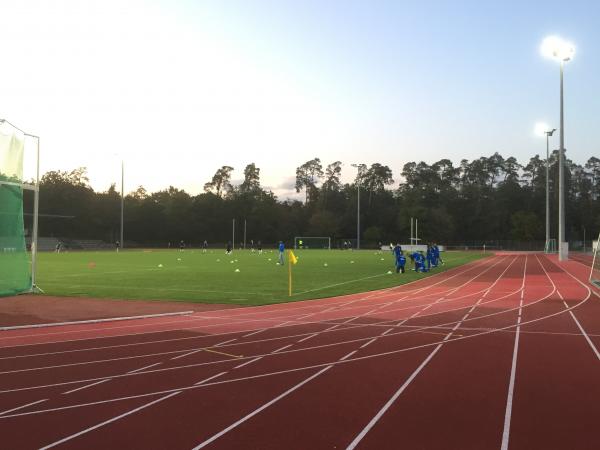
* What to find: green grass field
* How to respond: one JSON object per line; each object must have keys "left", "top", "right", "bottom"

{"left": 36, "top": 250, "right": 486, "bottom": 306}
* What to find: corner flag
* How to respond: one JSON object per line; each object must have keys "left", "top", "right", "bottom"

{"left": 288, "top": 250, "right": 298, "bottom": 296}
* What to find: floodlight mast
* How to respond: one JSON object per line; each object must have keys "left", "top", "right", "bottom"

{"left": 351, "top": 163, "right": 364, "bottom": 250}
{"left": 535, "top": 123, "right": 556, "bottom": 252}
{"left": 541, "top": 35, "right": 575, "bottom": 261}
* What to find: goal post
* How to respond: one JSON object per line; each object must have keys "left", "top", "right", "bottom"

{"left": 294, "top": 236, "right": 331, "bottom": 250}
{"left": 0, "top": 120, "right": 40, "bottom": 296}
{"left": 591, "top": 232, "right": 600, "bottom": 288}
{"left": 545, "top": 238, "right": 557, "bottom": 254}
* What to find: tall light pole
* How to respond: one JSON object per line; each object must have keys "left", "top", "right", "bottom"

{"left": 351, "top": 164, "right": 365, "bottom": 250}
{"left": 120, "top": 160, "right": 124, "bottom": 250}
{"left": 535, "top": 122, "right": 556, "bottom": 252}
{"left": 541, "top": 36, "right": 575, "bottom": 261}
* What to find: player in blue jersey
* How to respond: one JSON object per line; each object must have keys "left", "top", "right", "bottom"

{"left": 278, "top": 241, "right": 285, "bottom": 265}
{"left": 393, "top": 244, "right": 406, "bottom": 273}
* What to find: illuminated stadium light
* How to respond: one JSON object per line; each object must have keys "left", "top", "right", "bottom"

{"left": 541, "top": 36, "right": 575, "bottom": 62}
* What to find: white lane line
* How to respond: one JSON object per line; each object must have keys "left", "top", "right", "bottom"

{"left": 242, "top": 329, "right": 265, "bottom": 338}
{"left": 215, "top": 338, "right": 237, "bottom": 346}
{"left": 500, "top": 257, "right": 528, "bottom": 450}
{"left": 127, "top": 362, "right": 161, "bottom": 374}
{"left": 234, "top": 357, "right": 263, "bottom": 370}
{"left": 39, "top": 391, "right": 180, "bottom": 450}
{"left": 360, "top": 338, "right": 377, "bottom": 349}
{"left": 0, "top": 398, "right": 47, "bottom": 416}
{"left": 272, "top": 344, "right": 293, "bottom": 353}
{"left": 171, "top": 349, "right": 202, "bottom": 360}
{"left": 562, "top": 299, "right": 600, "bottom": 361}
{"left": 346, "top": 342, "right": 444, "bottom": 450}
{"left": 194, "top": 371, "right": 228, "bottom": 386}
{"left": 380, "top": 328, "right": 393, "bottom": 336}
{"left": 190, "top": 366, "right": 332, "bottom": 450}
{"left": 62, "top": 379, "right": 110, "bottom": 395}
{"left": 340, "top": 350, "right": 357, "bottom": 361}
{"left": 297, "top": 333, "right": 317, "bottom": 343}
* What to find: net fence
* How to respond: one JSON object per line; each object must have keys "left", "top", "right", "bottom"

{"left": 0, "top": 127, "right": 31, "bottom": 296}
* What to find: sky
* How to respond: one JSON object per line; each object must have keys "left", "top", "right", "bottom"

{"left": 1, "top": 0, "right": 599, "bottom": 200}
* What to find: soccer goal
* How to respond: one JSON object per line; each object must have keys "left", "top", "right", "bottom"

{"left": 0, "top": 120, "right": 40, "bottom": 296}
{"left": 544, "top": 238, "right": 557, "bottom": 254}
{"left": 591, "top": 233, "right": 600, "bottom": 288}
{"left": 294, "top": 236, "right": 331, "bottom": 250}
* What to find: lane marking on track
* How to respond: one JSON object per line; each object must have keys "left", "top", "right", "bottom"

{"left": 0, "top": 311, "right": 196, "bottom": 332}
{"left": 127, "top": 363, "right": 161, "bottom": 374}
{"left": 0, "top": 398, "right": 47, "bottom": 416}
{"left": 272, "top": 344, "right": 293, "bottom": 354}
{"left": 558, "top": 292, "right": 600, "bottom": 361}
{"left": 233, "top": 357, "right": 263, "bottom": 370}
{"left": 194, "top": 372, "right": 228, "bottom": 386}
{"left": 190, "top": 366, "right": 333, "bottom": 450}
{"left": 62, "top": 379, "right": 110, "bottom": 395}
{"left": 38, "top": 392, "right": 181, "bottom": 450}
{"left": 500, "top": 257, "right": 529, "bottom": 450}
{"left": 347, "top": 255, "right": 524, "bottom": 450}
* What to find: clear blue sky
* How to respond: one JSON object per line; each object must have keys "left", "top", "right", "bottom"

{"left": 1, "top": 0, "right": 598, "bottom": 198}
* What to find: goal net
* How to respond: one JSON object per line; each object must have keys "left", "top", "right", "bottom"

{"left": 544, "top": 238, "right": 557, "bottom": 254}
{"left": 591, "top": 233, "right": 600, "bottom": 288}
{"left": 294, "top": 236, "right": 331, "bottom": 250}
{"left": 0, "top": 126, "right": 32, "bottom": 296}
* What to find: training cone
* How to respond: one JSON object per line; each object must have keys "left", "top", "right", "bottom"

{"left": 158, "top": 264, "right": 163, "bottom": 268}
{"left": 88, "top": 262, "right": 96, "bottom": 269}
{"left": 235, "top": 268, "right": 240, "bottom": 272}
{"left": 324, "top": 263, "right": 328, "bottom": 267}
{"left": 387, "top": 270, "right": 392, "bottom": 274}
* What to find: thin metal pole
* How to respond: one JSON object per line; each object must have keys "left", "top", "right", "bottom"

{"left": 416, "top": 218, "right": 418, "bottom": 246}
{"left": 120, "top": 160, "right": 124, "bottom": 250}
{"left": 31, "top": 136, "right": 40, "bottom": 290}
{"left": 558, "top": 61, "right": 566, "bottom": 260}
{"left": 545, "top": 133, "right": 550, "bottom": 251}
{"left": 357, "top": 181, "right": 360, "bottom": 250}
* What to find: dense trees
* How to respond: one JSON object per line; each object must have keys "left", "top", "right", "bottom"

{"left": 26, "top": 152, "right": 600, "bottom": 248}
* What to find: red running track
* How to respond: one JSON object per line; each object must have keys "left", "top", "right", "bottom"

{"left": 0, "top": 254, "right": 599, "bottom": 450}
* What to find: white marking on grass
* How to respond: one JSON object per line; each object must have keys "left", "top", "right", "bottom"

{"left": 38, "top": 391, "right": 180, "bottom": 450}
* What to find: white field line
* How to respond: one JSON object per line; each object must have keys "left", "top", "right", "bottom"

{"left": 1, "top": 256, "right": 490, "bottom": 348}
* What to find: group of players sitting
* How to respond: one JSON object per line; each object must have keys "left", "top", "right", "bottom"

{"left": 392, "top": 243, "right": 443, "bottom": 274}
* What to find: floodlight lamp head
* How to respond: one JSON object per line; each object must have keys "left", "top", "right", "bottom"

{"left": 534, "top": 122, "right": 553, "bottom": 137}
{"left": 541, "top": 36, "right": 575, "bottom": 62}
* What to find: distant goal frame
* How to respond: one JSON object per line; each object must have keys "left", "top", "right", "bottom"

{"left": 294, "top": 236, "right": 331, "bottom": 250}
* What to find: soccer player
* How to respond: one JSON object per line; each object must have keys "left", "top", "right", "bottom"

{"left": 426, "top": 245, "right": 434, "bottom": 270}
{"left": 419, "top": 251, "right": 429, "bottom": 272}
{"left": 179, "top": 240, "right": 185, "bottom": 252}
{"left": 433, "top": 243, "right": 443, "bottom": 265}
{"left": 278, "top": 241, "right": 285, "bottom": 265}
{"left": 115, "top": 240, "right": 120, "bottom": 253}
{"left": 226, "top": 241, "right": 232, "bottom": 255}
{"left": 202, "top": 240, "right": 208, "bottom": 253}
{"left": 250, "top": 239, "right": 255, "bottom": 252}
{"left": 393, "top": 244, "right": 405, "bottom": 273}
{"left": 257, "top": 240, "right": 263, "bottom": 254}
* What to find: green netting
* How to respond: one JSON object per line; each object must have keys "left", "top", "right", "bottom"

{"left": 0, "top": 127, "right": 31, "bottom": 296}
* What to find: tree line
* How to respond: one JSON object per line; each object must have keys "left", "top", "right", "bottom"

{"left": 22, "top": 152, "right": 600, "bottom": 248}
